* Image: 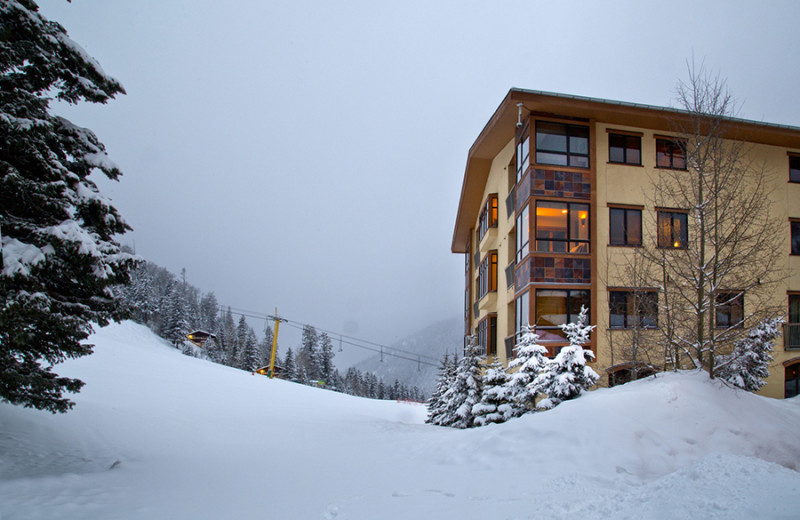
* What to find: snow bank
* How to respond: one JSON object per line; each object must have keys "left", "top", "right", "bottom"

{"left": 1, "top": 321, "right": 798, "bottom": 519}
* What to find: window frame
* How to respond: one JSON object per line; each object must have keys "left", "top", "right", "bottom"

{"left": 608, "top": 289, "right": 659, "bottom": 329}
{"left": 477, "top": 194, "right": 498, "bottom": 242}
{"left": 535, "top": 121, "right": 590, "bottom": 169}
{"left": 516, "top": 205, "right": 530, "bottom": 263}
{"left": 476, "top": 315, "right": 497, "bottom": 357}
{"left": 608, "top": 132, "right": 642, "bottom": 166}
{"left": 791, "top": 219, "right": 800, "bottom": 255}
{"left": 715, "top": 292, "right": 744, "bottom": 329}
{"left": 657, "top": 209, "right": 689, "bottom": 249}
{"left": 534, "top": 289, "right": 591, "bottom": 341}
{"left": 535, "top": 200, "right": 590, "bottom": 254}
{"left": 477, "top": 250, "right": 498, "bottom": 300}
{"left": 516, "top": 124, "right": 531, "bottom": 183}
{"left": 790, "top": 154, "right": 800, "bottom": 183}
{"left": 609, "top": 206, "right": 643, "bottom": 247}
{"left": 655, "top": 137, "right": 687, "bottom": 170}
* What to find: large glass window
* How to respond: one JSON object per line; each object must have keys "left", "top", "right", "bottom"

{"left": 656, "top": 138, "right": 687, "bottom": 170}
{"left": 609, "top": 207, "right": 642, "bottom": 246}
{"left": 477, "top": 316, "right": 497, "bottom": 356}
{"left": 535, "top": 121, "right": 590, "bottom": 168}
{"left": 516, "top": 205, "right": 530, "bottom": 262}
{"left": 535, "top": 289, "right": 590, "bottom": 341}
{"left": 515, "top": 292, "right": 529, "bottom": 337}
{"left": 791, "top": 220, "right": 800, "bottom": 255}
{"left": 657, "top": 210, "right": 688, "bottom": 248}
{"left": 535, "top": 201, "right": 590, "bottom": 253}
{"left": 609, "top": 290, "right": 658, "bottom": 329}
{"left": 716, "top": 292, "right": 744, "bottom": 329}
{"left": 477, "top": 251, "right": 497, "bottom": 299}
{"left": 790, "top": 155, "right": 800, "bottom": 183}
{"left": 609, "top": 133, "right": 641, "bottom": 165}
{"left": 788, "top": 295, "right": 800, "bottom": 350}
{"left": 516, "top": 127, "right": 530, "bottom": 182}
{"left": 478, "top": 194, "right": 498, "bottom": 242}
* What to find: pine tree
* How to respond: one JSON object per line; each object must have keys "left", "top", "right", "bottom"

{"left": 472, "top": 356, "right": 517, "bottom": 426}
{"left": 232, "top": 315, "right": 249, "bottom": 369}
{"left": 199, "top": 292, "right": 219, "bottom": 332}
{"left": 0, "top": 2, "right": 137, "bottom": 413}
{"left": 504, "top": 326, "right": 548, "bottom": 413}
{"left": 239, "top": 329, "right": 260, "bottom": 372}
{"left": 282, "top": 347, "right": 297, "bottom": 381}
{"left": 534, "top": 306, "right": 599, "bottom": 409}
{"left": 298, "top": 325, "right": 320, "bottom": 382}
{"left": 442, "top": 340, "right": 483, "bottom": 429}
{"left": 715, "top": 317, "right": 780, "bottom": 392}
{"left": 259, "top": 326, "right": 273, "bottom": 369}
{"left": 426, "top": 353, "right": 452, "bottom": 425}
{"left": 162, "top": 282, "right": 190, "bottom": 347}
{"left": 318, "top": 332, "right": 335, "bottom": 385}
{"left": 218, "top": 307, "right": 236, "bottom": 367}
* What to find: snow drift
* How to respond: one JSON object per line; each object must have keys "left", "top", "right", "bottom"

{"left": 1, "top": 321, "right": 799, "bottom": 519}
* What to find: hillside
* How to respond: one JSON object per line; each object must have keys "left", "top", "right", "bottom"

{"left": 1, "top": 321, "right": 799, "bottom": 519}
{"left": 354, "top": 316, "right": 462, "bottom": 395}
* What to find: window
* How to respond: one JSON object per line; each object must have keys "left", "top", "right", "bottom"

{"left": 609, "top": 290, "right": 658, "bottom": 329}
{"left": 535, "top": 201, "right": 590, "bottom": 253}
{"left": 477, "top": 251, "right": 497, "bottom": 299}
{"left": 657, "top": 210, "right": 688, "bottom": 248}
{"left": 516, "top": 126, "right": 530, "bottom": 182}
{"left": 656, "top": 138, "right": 687, "bottom": 170}
{"left": 478, "top": 194, "right": 498, "bottom": 242}
{"left": 535, "top": 289, "right": 590, "bottom": 341}
{"left": 792, "top": 220, "right": 800, "bottom": 255}
{"left": 515, "top": 291, "right": 529, "bottom": 337}
{"left": 535, "top": 121, "right": 590, "bottom": 168}
{"left": 790, "top": 155, "right": 800, "bottom": 183}
{"left": 609, "top": 207, "right": 642, "bottom": 246}
{"left": 716, "top": 292, "right": 743, "bottom": 329}
{"left": 608, "top": 133, "right": 641, "bottom": 165}
{"left": 787, "top": 295, "right": 800, "bottom": 350}
{"left": 786, "top": 363, "right": 800, "bottom": 398}
{"left": 477, "top": 316, "right": 497, "bottom": 356}
{"left": 516, "top": 205, "right": 530, "bottom": 262}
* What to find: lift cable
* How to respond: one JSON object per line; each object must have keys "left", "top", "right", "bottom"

{"left": 215, "top": 305, "right": 440, "bottom": 368}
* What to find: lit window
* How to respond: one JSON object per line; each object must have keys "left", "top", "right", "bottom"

{"left": 535, "top": 201, "right": 590, "bottom": 254}
{"left": 656, "top": 138, "right": 687, "bottom": 170}
{"left": 609, "top": 207, "right": 642, "bottom": 246}
{"left": 535, "top": 121, "right": 590, "bottom": 169}
{"left": 609, "top": 290, "right": 658, "bottom": 329}
{"left": 535, "top": 289, "right": 590, "bottom": 341}
{"left": 477, "top": 251, "right": 497, "bottom": 299}
{"left": 478, "top": 194, "right": 498, "bottom": 242}
{"left": 657, "top": 210, "right": 688, "bottom": 248}
{"left": 715, "top": 292, "right": 743, "bottom": 329}
{"left": 608, "top": 133, "right": 641, "bottom": 165}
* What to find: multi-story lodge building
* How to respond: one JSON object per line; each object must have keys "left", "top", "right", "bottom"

{"left": 452, "top": 89, "right": 800, "bottom": 399}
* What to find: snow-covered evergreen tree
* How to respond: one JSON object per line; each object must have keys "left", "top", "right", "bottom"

{"left": 298, "top": 325, "right": 320, "bottom": 381}
{"left": 231, "top": 315, "right": 249, "bottom": 368}
{"left": 715, "top": 317, "right": 781, "bottom": 392}
{"left": 472, "top": 356, "right": 517, "bottom": 426}
{"left": 426, "top": 353, "right": 452, "bottom": 425}
{"left": 259, "top": 326, "right": 274, "bottom": 369}
{"left": 239, "top": 329, "right": 260, "bottom": 372}
{"left": 162, "top": 282, "right": 191, "bottom": 347}
{"left": 534, "top": 306, "right": 599, "bottom": 409}
{"left": 319, "top": 332, "right": 335, "bottom": 385}
{"left": 440, "top": 340, "right": 483, "bottom": 429}
{"left": 0, "top": 1, "right": 136, "bottom": 412}
{"left": 282, "top": 347, "right": 297, "bottom": 381}
{"left": 504, "top": 326, "right": 548, "bottom": 413}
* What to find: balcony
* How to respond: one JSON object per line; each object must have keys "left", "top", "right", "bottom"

{"left": 785, "top": 323, "right": 800, "bottom": 350}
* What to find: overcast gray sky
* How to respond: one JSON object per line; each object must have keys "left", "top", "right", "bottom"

{"left": 38, "top": 0, "right": 800, "bottom": 363}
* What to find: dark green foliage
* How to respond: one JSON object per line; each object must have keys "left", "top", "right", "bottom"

{"left": 0, "top": 1, "right": 135, "bottom": 413}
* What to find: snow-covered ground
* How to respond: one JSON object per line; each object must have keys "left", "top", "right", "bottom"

{"left": 1, "top": 322, "right": 799, "bottom": 519}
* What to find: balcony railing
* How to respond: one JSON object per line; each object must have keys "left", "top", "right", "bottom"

{"left": 505, "top": 261, "right": 515, "bottom": 289}
{"left": 505, "top": 188, "right": 515, "bottom": 219}
{"left": 785, "top": 323, "right": 800, "bottom": 350}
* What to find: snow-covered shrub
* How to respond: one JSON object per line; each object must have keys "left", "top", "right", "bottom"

{"left": 715, "top": 317, "right": 781, "bottom": 392}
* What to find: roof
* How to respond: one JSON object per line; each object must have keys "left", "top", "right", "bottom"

{"left": 451, "top": 88, "right": 800, "bottom": 253}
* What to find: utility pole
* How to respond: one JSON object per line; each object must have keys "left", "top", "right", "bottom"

{"left": 267, "top": 308, "right": 286, "bottom": 379}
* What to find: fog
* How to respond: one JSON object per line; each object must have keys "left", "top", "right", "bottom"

{"left": 38, "top": 0, "right": 800, "bottom": 364}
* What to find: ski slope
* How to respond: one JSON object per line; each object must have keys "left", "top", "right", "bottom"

{"left": 1, "top": 321, "right": 799, "bottom": 519}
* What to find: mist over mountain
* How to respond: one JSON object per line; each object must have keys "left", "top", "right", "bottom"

{"left": 354, "top": 316, "right": 463, "bottom": 396}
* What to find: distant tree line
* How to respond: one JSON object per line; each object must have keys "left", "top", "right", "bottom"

{"left": 117, "top": 259, "right": 424, "bottom": 401}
